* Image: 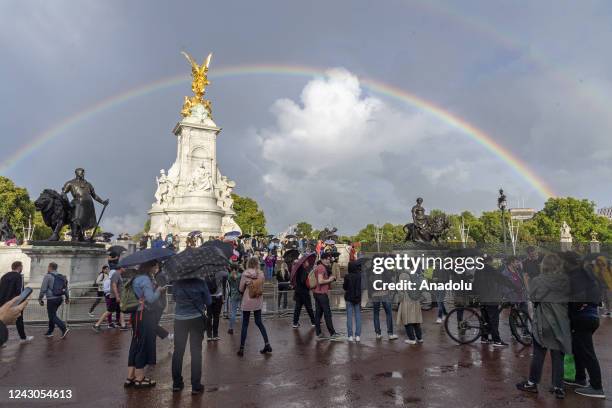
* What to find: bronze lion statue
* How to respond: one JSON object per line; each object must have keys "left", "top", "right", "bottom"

{"left": 34, "top": 189, "right": 72, "bottom": 241}
{"left": 404, "top": 213, "right": 450, "bottom": 244}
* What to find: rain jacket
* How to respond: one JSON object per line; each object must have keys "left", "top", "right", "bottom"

{"left": 529, "top": 273, "right": 572, "bottom": 353}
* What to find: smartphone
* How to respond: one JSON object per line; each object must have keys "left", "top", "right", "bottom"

{"left": 14, "top": 287, "right": 33, "bottom": 307}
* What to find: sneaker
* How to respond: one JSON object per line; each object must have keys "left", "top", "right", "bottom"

{"left": 191, "top": 385, "right": 205, "bottom": 395}
{"left": 260, "top": 344, "right": 272, "bottom": 354}
{"left": 108, "top": 323, "right": 116, "bottom": 329}
{"left": 92, "top": 325, "right": 101, "bottom": 333}
{"left": 311, "top": 324, "right": 316, "bottom": 328}
{"left": 575, "top": 386, "right": 606, "bottom": 399}
{"left": 172, "top": 383, "right": 184, "bottom": 392}
{"left": 564, "top": 379, "right": 588, "bottom": 387}
{"left": 492, "top": 340, "right": 508, "bottom": 347}
{"left": 88, "top": 312, "right": 95, "bottom": 318}
{"left": 207, "top": 337, "right": 214, "bottom": 342}
{"left": 236, "top": 348, "right": 244, "bottom": 357}
{"left": 19, "top": 336, "right": 34, "bottom": 344}
{"left": 376, "top": 333, "right": 382, "bottom": 339}
{"left": 292, "top": 324, "right": 300, "bottom": 329}
{"left": 435, "top": 318, "right": 442, "bottom": 324}
{"left": 330, "top": 333, "right": 344, "bottom": 341}
{"left": 404, "top": 339, "right": 417, "bottom": 344}
{"left": 388, "top": 334, "right": 399, "bottom": 340}
{"left": 549, "top": 387, "right": 565, "bottom": 399}
{"left": 480, "top": 338, "right": 490, "bottom": 344}
{"left": 516, "top": 381, "right": 538, "bottom": 394}
{"left": 347, "top": 336, "right": 354, "bottom": 342}
{"left": 316, "top": 334, "right": 327, "bottom": 341}
{"left": 61, "top": 329, "right": 70, "bottom": 339}
{"left": 1, "top": 343, "right": 7, "bottom": 348}
{"left": 213, "top": 336, "right": 220, "bottom": 341}
{"left": 355, "top": 336, "right": 361, "bottom": 342}
{"left": 119, "top": 326, "right": 129, "bottom": 331}
{"left": 416, "top": 338, "right": 424, "bottom": 343}
{"left": 45, "top": 333, "right": 54, "bottom": 338}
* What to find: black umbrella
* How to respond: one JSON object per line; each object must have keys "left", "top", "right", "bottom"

{"left": 239, "top": 234, "right": 251, "bottom": 239}
{"left": 201, "top": 240, "right": 234, "bottom": 259}
{"left": 285, "top": 234, "right": 297, "bottom": 239}
{"left": 108, "top": 245, "right": 127, "bottom": 254}
{"left": 163, "top": 246, "right": 228, "bottom": 282}
{"left": 283, "top": 249, "right": 300, "bottom": 266}
{"left": 291, "top": 253, "right": 316, "bottom": 276}
{"left": 224, "top": 231, "right": 241, "bottom": 237}
{"left": 188, "top": 230, "right": 202, "bottom": 237}
{"left": 117, "top": 247, "right": 175, "bottom": 268}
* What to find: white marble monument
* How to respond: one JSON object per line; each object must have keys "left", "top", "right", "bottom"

{"left": 148, "top": 52, "right": 240, "bottom": 245}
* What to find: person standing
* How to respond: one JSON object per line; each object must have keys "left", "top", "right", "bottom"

{"left": 516, "top": 254, "right": 571, "bottom": 399}
{"left": 0, "top": 261, "right": 33, "bottom": 344}
{"left": 369, "top": 266, "right": 399, "bottom": 340}
{"left": 38, "top": 262, "right": 69, "bottom": 339}
{"left": 264, "top": 252, "right": 276, "bottom": 281}
{"left": 292, "top": 257, "right": 316, "bottom": 329}
{"left": 206, "top": 268, "right": 227, "bottom": 341}
{"left": 88, "top": 265, "right": 109, "bottom": 318}
{"left": 593, "top": 256, "right": 612, "bottom": 317}
{"left": 171, "top": 277, "right": 211, "bottom": 394}
{"left": 343, "top": 260, "right": 362, "bottom": 342}
{"left": 313, "top": 253, "right": 342, "bottom": 341}
{"left": 237, "top": 257, "right": 271, "bottom": 356}
{"left": 276, "top": 261, "right": 290, "bottom": 311}
{"left": 227, "top": 265, "right": 242, "bottom": 335}
{"left": 396, "top": 271, "right": 424, "bottom": 345}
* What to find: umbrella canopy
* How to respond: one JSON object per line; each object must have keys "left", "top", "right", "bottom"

{"left": 324, "top": 239, "right": 336, "bottom": 245}
{"left": 290, "top": 253, "right": 316, "bottom": 286}
{"left": 285, "top": 234, "right": 297, "bottom": 239}
{"left": 272, "top": 238, "right": 280, "bottom": 243}
{"left": 201, "top": 240, "right": 234, "bottom": 259}
{"left": 188, "top": 230, "right": 202, "bottom": 237}
{"left": 108, "top": 245, "right": 127, "bottom": 254}
{"left": 239, "top": 234, "right": 251, "bottom": 239}
{"left": 163, "top": 246, "right": 228, "bottom": 282}
{"left": 267, "top": 234, "right": 275, "bottom": 239}
{"left": 118, "top": 247, "right": 175, "bottom": 268}
{"left": 224, "top": 231, "right": 241, "bottom": 237}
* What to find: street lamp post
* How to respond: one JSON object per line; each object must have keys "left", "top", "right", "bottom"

{"left": 498, "top": 188, "right": 508, "bottom": 253}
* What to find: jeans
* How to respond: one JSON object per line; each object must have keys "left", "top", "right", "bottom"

{"left": 16, "top": 314, "right": 26, "bottom": 340}
{"left": 277, "top": 283, "right": 289, "bottom": 310}
{"left": 404, "top": 324, "right": 422, "bottom": 341}
{"left": 206, "top": 296, "right": 223, "bottom": 338}
{"left": 313, "top": 293, "right": 336, "bottom": 336}
{"left": 435, "top": 291, "right": 447, "bottom": 318}
{"left": 46, "top": 298, "right": 66, "bottom": 334}
{"left": 172, "top": 317, "right": 205, "bottom": 388}
{"left": 372, "top": 301, "right": 393, "bottom": 335}
{"left": 239, "top": 310, "right": 269, "bottom": 348}
{"left": 266, "top": 266, "right": 274, "bottom": 280}
{"left": 89, "top": 292, "right": 103, "bottom": 314}
{"left": 229, "top": 298, "right": 241, "bottom": 330}
{"left": 293, "top": 291, "right": 315, "bottom": 325}
{"left": 529, "top": 340, "right": 564, "bottom": 388}
{"left": 571, "top": 318, "right": 602, "bottom": 390}
{"left": 346, "top": 302, "right": 361, "bottom": 337}
{"left": 481, "top": 305, "right": 501, "bottom": 342}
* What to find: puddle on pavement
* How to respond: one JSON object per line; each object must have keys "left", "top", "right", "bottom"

{"left": 373, "top": 371, "right": 403, "bottom": 379}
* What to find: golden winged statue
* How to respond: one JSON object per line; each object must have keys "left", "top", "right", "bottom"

{"left": 180, "top": 51, "right": 213, "bottom": 117}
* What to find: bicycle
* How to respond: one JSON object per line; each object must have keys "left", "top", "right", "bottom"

{"left": 444, "top": 302, "right": 533, "bottom": 346}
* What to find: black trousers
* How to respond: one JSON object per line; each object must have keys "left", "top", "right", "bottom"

{"left": 16, "top": 314, "right": 26, "bottom": 340}
{"left": 46, "top": 298, "right": 66, "bottom": 334}
{"left": 481, "top": 305, "right": 501, "bottom": 342}
{"left": 292, "top": 291, "right": 315, "bottom": 325}
{"left": 529, "top": 340, "right": 564, "bottom": 389}
{"left": 404, "top": 324, "right": 422, "bottom": 340}
{"left": 172, "top": 317, "right": 205, "bottom": 388}
{"left": 313, "top": 293, "right": 336, "bottom": 336}
{"left": 206, "top": 297, "right": 223, "bottom": 338}
{"left": 571, "top": 318, "right": 602, "bottom": 390}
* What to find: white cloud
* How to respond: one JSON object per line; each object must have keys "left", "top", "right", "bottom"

{"left": 102, "top": 213, "right": 146, "bottom": 236}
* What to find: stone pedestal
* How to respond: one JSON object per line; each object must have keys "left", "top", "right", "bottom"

{"left": 22, "top": 242, "right": 107, "bottom": 296}
{"left": 590, "top": 240, "right": 600, "bottom": 253}
{"left": 560, "top": 238, "right": 573, "bottom": 252}
{"left": 0, "top": 245, "right": 31, "bottom": 281}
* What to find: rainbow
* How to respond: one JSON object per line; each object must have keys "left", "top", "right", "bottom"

{"left": 0, "top": 64, "right": 556, "bottom": 197}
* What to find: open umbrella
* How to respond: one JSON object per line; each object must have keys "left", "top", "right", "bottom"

{"left": 324, "top": 239, "right": 336, "bottom": 245}
{"left": 224, "top": 231, "right": 241, "bottom": 237}
{"left": 117, "top": 247, "right": 175, "bottom": 268}
{"left": 163, "top": 246, "right": 228, "bottom": 282}
{"left": 283, "top": 249, "right": 300, "bottom": 265}
{"left": 239, "top": 234, "right": 251, "bottom": 239}
{"left": 201, "top": 240, "right": 234, "bottom": 259}
{"left": 285, "top": 234, "right": 297, "bottom": 239}
{"left": 290, "top": 253, "right": 316, "bottom": 286}
{"left": 188, "top": 230, "right": 202, "bottom": 237}
{"left": 108, "top": 245, "right": 127, "bottom": 254}
{"left": 272, "top": 238, "right": 280, "bottom": 243}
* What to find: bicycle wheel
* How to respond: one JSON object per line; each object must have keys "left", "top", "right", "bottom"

{"left": 420, "top": 291, "right": 433, "bottom": 310}
{"left": 509, "top": 309, "right": 533, "bottom": 346}
{"left": 444, "top": 307, "right": 482, "bottom": 344}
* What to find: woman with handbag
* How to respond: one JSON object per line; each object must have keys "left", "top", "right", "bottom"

{"left": 237, "top": 257, "right": 272, "bottom": 356}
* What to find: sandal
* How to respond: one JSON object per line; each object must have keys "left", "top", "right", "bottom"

{"left": 134, "top": 377, "right": 157, "bottom": 388}
{"left": 124, "top": 378, "right": 136, "bottom": 388}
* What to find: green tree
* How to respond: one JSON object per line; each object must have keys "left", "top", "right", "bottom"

{"left": 295, "top": 221, "right": 313, "bottom": 238}
{"left": 231, "top": 193, "right": 267, "bottom": 235}
{"left": 0, "top": 176, "right": 35, "bottom": 240}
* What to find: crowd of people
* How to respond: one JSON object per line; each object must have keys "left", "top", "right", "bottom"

{"left": 0, "top": 239, "right": 610, "bottom": 400}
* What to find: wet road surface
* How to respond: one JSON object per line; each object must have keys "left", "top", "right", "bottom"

{"left": 0, "top": 310, "right": 610, "bottom": 407}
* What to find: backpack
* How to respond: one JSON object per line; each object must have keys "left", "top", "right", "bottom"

{"left": 120, "top": 277, "right": 141, "bottom": 313}
{"left": 248, "top": 276, "right": 264, "bottom": 298}
{"left": 204, "top": 272, "right": 218, "bottom": 295}
{"left": 306, "top": 268, "right": 318, "bottom": 290}
{"left": 51, "top": 274, "right": 67, "bottom": 297}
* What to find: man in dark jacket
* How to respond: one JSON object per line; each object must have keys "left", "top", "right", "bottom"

{"left": 0, "top": 296, "right": 29, "bottom": 347}
{"left": 343, "top": 260, "right": 362, "bottom": 341}
{"left": 292, "top": 258, "right": 316, "bottom": 329}
{"left": 0, "top": 261, "right": 33, "bottom": 343}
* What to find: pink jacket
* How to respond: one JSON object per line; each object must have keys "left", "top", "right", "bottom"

{"left": 239, "top": 268, "right": 265, "bottom": 311}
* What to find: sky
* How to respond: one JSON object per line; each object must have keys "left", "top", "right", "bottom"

{"left": 1, "top": 0, "right": 612, "bottom": 235}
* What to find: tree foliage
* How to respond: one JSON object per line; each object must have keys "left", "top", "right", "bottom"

{"left": 0, "top": 176, "right": 35, "bottom": 240}
{"left": 295, "top": 221, "right": 313, "bottom": 238}
{"left": 231, "top": 193, "right": 267, "bottom": 235}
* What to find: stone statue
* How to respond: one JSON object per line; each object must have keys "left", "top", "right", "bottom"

{"left": 591, "top": 231, "right": 599, "bottom": 242}
{"left": 34, "top": 189, "right": 72, "bottom": 241}
{"left": 560, "top": 221, "right": 572, "bottom": 240}
{"left": 0, "top": 218, "right": 15, "bottom": 241}
{"left": 216, "top": 175, "right": 235, "bottom": 210}
{"left": 180, "top": 51, "right": 213, "bottom": 117}
{"left": 403, "top": 197, "right": 450, "bottom": 243}
{"left": 62, "top": 168, "right": 109, "bottom": 241}
{"left": 155, "top": 169, "right": 170, "bottom": 204}
{"left": 188, "top": 163, "right": 213, "bottom": 192}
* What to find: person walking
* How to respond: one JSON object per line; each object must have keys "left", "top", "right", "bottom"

{"left": 38, "top": 262, "right": 69, "bottom": 339}
{"left": 237, "top": 257, "right": 272, "bottom": 356}
{"left": 343, "top": 260, "right": 362, "bottom": 342}
{"left": 227, "top": 264, "right": 242, "bottom": 335}
{"left": 171, "top": 277, "right": 211, "bottom": 394}
{"left": 313, "top": 253, "right": 342, "bottom": 341}
{"left": 0, "top": 261, "right": 33, "bottom": 344}
{"left": 396, "top": 271, "right": 423, "bottom": 345}
{"left": 292, "top": 256, "right": 316, "bottom": 329}
{"left": 0, "top": 297, "right": 29, "bottom": 347}
{"left": 125, "top": 261, "right": 166, "bottom": 388}
{"left": 93, "top": 267, "right": 127, "bottom": 332}
{"left": 369, "top": 267, "right": 398, "bottom": 340}
{"left": 276, "top": 261, "right": 290, "bottom": 311}
{"left": 516, "top": 254, "right": 571, "bottom": 399}
{"left": 88, "top": 265, "right": 109, "bottom": 318}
